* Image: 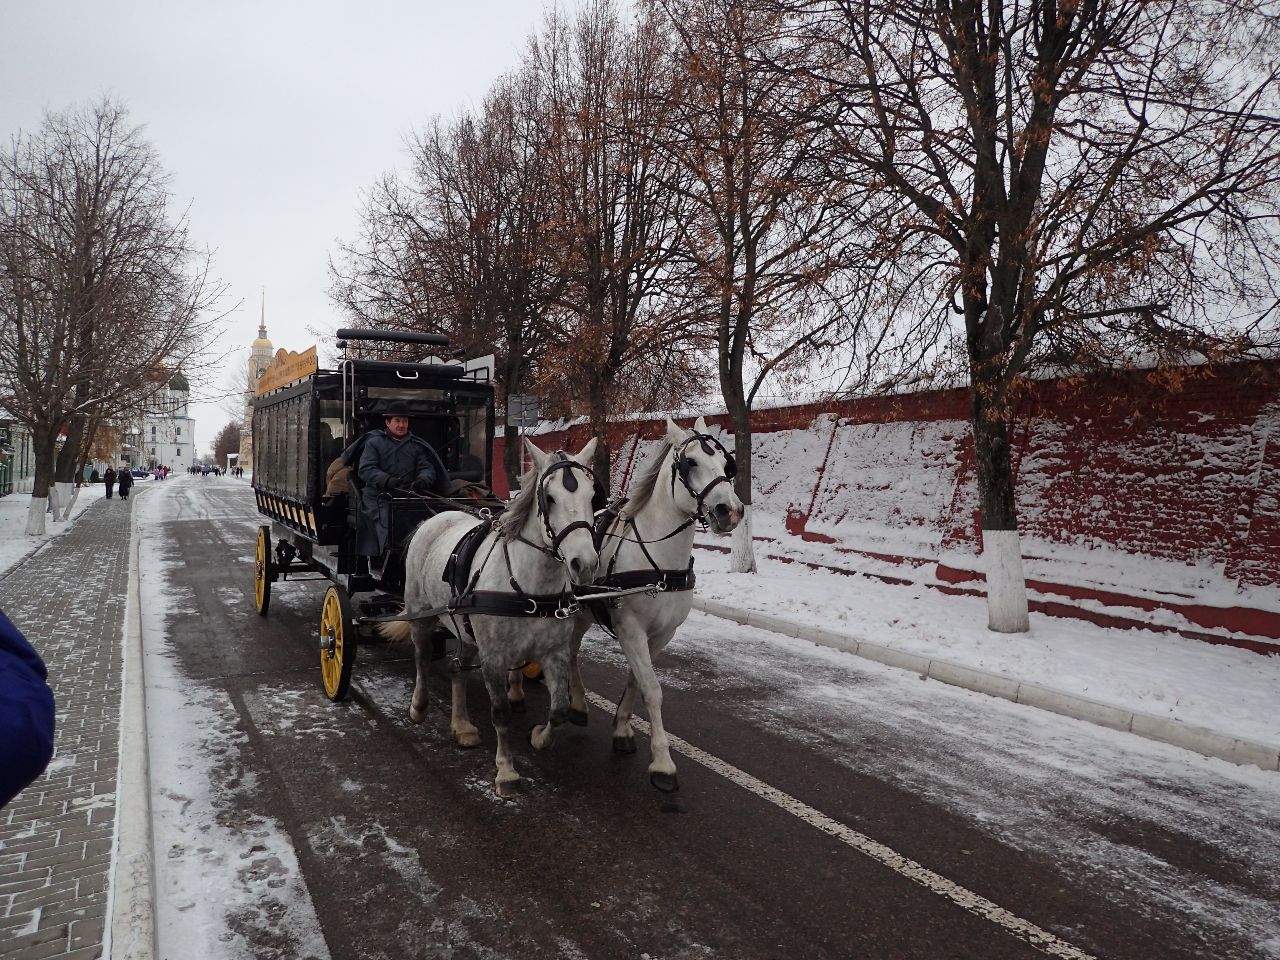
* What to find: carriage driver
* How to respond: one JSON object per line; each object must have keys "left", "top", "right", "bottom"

{"left": 357, "top": 400, "right": 450, "bottom": 573}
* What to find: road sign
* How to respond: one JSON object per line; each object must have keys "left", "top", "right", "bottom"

{"left": 506, "top": 394, "right": 540, "bottom": 428}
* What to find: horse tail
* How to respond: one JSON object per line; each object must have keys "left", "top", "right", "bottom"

{"left": 379, "top": 613, "right": 412, "bottom": 644}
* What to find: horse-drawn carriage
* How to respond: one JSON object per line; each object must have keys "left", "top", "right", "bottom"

{"left": 250, "top": 328, "right": 498, "bottom": 701}
{"left": 251, "top": 325, "right": 745, "bottom": 796}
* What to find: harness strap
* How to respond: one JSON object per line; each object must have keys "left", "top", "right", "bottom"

{"left": 452, "top": 590, "right": 581, "bottom": 620}
{"left": 363, "top": 589, "right": 581, "bottom": 624}
{"left": 594, "top": 562, "right": 696, "bottom": 594}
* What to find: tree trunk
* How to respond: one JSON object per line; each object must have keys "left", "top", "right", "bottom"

{"left": 970, "top": 386, "right": 1030, "bottom": 633}
{"left": 24, "top": 431, "right": 57, "bottom": 536}
{"left": 587, "top": 383, "right": 611, "bottom": 496}
{"left": 727, "top": 406, "right": 756, "bottom": 574}
{"left": 503, "top": 422, "right": 522, "bottom": 493}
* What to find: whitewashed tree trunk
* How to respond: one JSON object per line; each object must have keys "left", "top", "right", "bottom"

{"left": 983, "top": 529, "right": 1030, "bottom": 632}
{"left": 59, "top": 482, "right": 80, "bottom": 520}
{"left": 55, "top": 481, "right": 75, "bottom": 520}
{"left": 25, "top": 496, "right": 48, "bottom": 536}
{"left": 729, "top": 503, "right": 756, "bottom": 573}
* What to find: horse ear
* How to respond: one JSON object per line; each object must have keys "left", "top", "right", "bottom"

{"left": 693, "top": 415, "right": 708, "bottom": 433}
{"left": 574, "top": 436, "right": 599, "bottom": 466}
{"left": 523, "top": 437, "right": 549, "bottom": 473}
{"left": 665, "top": 417, "right": 687, "bottom": 444}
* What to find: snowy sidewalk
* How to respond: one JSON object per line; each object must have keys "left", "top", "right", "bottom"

{"left": 692, "top": 539, "right": 1280, "bottom": 770}
{"left": 0, "top": 493, "right": 135, "bottom": 959}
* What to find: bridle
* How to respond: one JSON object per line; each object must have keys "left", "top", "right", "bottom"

{"left": 669, "top": 433, "right": 738, "bottom": 522}
{"left": 594, "top": 432, "right": 738, "bottom": 576}
{"left": 524, "top": 455, "right": 599, "bottom": 561}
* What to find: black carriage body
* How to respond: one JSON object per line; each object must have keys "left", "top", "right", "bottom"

{"left": 251, "top": 355, "right": 496, "bottom": 583}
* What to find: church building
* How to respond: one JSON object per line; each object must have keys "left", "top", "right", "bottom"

{"left": 237, "top": 303, "right": 273, "bottom": 471}
{"left": 140, "top": 372, "right": 195, "bottom": 472}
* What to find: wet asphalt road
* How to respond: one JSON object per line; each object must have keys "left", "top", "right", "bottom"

{"left": 141, "top": 478, "right": 1280, "bottom": 960}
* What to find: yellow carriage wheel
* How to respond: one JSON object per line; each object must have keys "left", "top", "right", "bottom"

{"left": 319, "top": 585, "right": 357, "bottom": 702}
{"left": 521, "top": 662, "right": 543, "bottom": 681}
{"left": 254, "top": 525, "right": 272, "bottom": 616}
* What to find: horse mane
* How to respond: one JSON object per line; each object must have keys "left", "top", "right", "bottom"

{"left": 494, "top": 464, "right": 539, "bottom": 538}
{"left": 622, "top": 438, "right": 673, "bottom": 515}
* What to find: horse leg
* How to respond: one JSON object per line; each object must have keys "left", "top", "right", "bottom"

{"left": 408, "top": 617, "right": 437, "bottom": 724}
{"left": 506, "top": 668, "right": 527, "bottom": 713}
{"left": 450, "top": 641, "right": 481, "bottom": 748}
{"left": 482, "top": 661, "right": 521, "bottom": 797}
{"left": 567, "top": 619, "right": 590, "bottom": 726}
{"left": 611, "top": 670, "right": 640, "bottom": 755}
{"left": 530, "top": 646, "right": 572, "bottom": 750}
{"left": 616, "top": 625, "right": 679, "bottom": 792}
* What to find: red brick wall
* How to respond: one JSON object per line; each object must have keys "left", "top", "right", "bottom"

{"left": 496, "top": 362, "right": 1280, "bottom": 597}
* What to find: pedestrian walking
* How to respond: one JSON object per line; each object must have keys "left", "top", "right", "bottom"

{"left": 0, "top": 607, "right": 55, "bottom": 809}
{"left": 116, "top": 465, "right": 134, "bottom": 501}
{"left": 103, "top": 465, "right": 116, "bottom": 500}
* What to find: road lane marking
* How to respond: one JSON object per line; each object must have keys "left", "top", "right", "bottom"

{"left": 585, "top": 689, "right": 1096, "bottom": 960}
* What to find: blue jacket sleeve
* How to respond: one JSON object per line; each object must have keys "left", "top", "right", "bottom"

{"left": 0, "top": 608, "right": 55, "bottom": 809}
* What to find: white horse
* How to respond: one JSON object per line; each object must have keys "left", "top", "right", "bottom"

{"left": 512, "top": 417, "right": 742, "bottom": 792}
{"left": 381, "top": 437, "right": 600, "bottom": 797}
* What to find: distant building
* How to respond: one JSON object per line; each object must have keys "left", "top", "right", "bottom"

{"left": 238, "top": 302, "right": 273, "bottom": 472}
{"left": 0, "top": 414, "right": 34, "bottom": 495}
{"left": 140, "top": 372, "right": 195, "bottom": 473}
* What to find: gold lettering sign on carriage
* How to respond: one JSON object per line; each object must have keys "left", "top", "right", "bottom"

{"left": 256, "top": 346, "right": 319, "bottom": 397}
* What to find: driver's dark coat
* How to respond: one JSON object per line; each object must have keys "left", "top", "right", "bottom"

{"left": 353, "top": 429, "right": 449, "bottom": 556}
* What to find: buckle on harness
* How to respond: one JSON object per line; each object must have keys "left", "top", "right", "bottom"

{"left": 555, "top": 600, "right": 581, "bottom": 619}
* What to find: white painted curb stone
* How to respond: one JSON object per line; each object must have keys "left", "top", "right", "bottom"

{"left": 110, "top": 496, "right": 157, "bottom": 959}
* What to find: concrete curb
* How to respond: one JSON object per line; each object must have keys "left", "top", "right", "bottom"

{"left": 109, "top": 495, "right": 157, "bottom": 959}
{"left": 694, "top": 597, "right": 1280, "bottom": 773}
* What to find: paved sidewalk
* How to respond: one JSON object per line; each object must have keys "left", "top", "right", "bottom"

{"left": 0, "top": 497, "right": 133, "bottom": 960}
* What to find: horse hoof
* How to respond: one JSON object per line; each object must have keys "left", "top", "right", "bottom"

{"left": 612, "top": 736, "right": 637, "bottom": 755}
{"left": 454, "top": 730, "right": 481, "bottom": 749}
{"left": 495, "top": 778, "right": 523, "bottom": 799}
{"left": 529, "top": 726, "right": 551, "bottom": 750}
{"left": 509, "top": 699, "right": 526, "bottom": 714}
{"left": 567, "top": 708, "right": 589, "bottom": 727}
{"left": 408, "top": 706, "right": 426, "bottom": 724}
{"left": 650, "top": 771, "right": 679, "bottom": 793}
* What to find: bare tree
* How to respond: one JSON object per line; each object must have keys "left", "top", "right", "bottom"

{"left": 0, "top": 99, "right": 224, "bottom": 534}
{"left": 331, "top": 70, "right": 561, "bottom": 491}
{"left": 646, "top": 0, "right": 859, "bottom": 572}
{"left": 525, "top": 1, "right": 698, "bottom": 486}
{"left": 211, "top": 419, "right": 242, "bottom": 467}
{"left": 781, "top": 0, "right": 1280, "bottom": 629}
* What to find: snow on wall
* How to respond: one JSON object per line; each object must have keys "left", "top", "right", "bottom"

{"left": 497, "top": 362, "right": 1280, "bottom": 625}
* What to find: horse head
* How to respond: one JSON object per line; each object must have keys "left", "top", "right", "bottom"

{"left": 524, "top": 437, "right": 601, "bottom": 585}
{"left": 666, "top": 416, "right": 743, "bottom": 535}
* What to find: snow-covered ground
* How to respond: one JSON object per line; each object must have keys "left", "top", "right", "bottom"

{"left": 692, "top": 536, "right": 1280, "bottom": 748}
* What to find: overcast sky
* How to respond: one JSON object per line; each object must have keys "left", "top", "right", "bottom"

{"left": 1, "top": 0, "right": 560, "bottom": 453}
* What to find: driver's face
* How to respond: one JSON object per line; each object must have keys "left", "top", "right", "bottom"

{"left": 385, "top": 416, "right": 410, "bottom": 439}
